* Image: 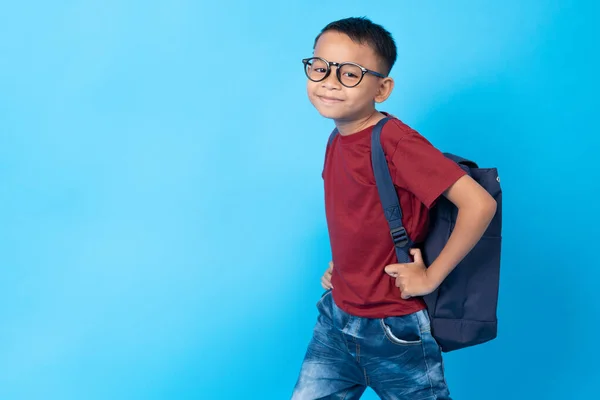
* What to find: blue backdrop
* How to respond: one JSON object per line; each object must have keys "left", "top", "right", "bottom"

{"left": 1, "top": 1, "right": 598, "bottom": 399}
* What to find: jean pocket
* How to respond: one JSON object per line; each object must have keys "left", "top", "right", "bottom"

{"left": 317, "top": 289, "right": 332, "bottom": 303}
{"left": 316, "top": 289, "right": 332, "bottom": 311}
{"left": 380, "top": 314, "right": 423, "bottom": 346}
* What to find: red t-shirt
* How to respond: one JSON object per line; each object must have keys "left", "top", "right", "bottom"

{"left": 323, "top": 116, "right": 466, "bottom": 318}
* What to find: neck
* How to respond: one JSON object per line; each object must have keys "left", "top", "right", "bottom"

{"left": 335, "top": 110, "right": 386, "bottom": 136}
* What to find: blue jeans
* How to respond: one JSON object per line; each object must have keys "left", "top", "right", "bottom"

{"left": 292, "top": 290, "right": 451, "bottom": 400}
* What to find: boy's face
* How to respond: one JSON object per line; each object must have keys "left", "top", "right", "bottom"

{"left": 306, "top": 31, "right": 392, "bottom": 122}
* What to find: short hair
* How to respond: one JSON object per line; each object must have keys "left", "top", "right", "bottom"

{"left": 314, "top": 17, "right": 397, "bottom": 75}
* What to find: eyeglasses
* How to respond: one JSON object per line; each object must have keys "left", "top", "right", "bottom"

{"left": 302, "top": 57, "right": 387, "bottom": 88}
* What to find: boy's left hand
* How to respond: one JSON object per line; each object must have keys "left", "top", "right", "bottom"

{"left": 384, "top": 248, "right": 439, "bottom": 300}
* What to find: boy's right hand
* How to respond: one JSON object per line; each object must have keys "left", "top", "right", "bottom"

{"left": 321, "top": 261, "right": 334, "bottom": 290}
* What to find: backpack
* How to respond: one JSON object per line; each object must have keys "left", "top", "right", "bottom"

{"left": 327, "top": 117, "right": 502, "bottom": 352}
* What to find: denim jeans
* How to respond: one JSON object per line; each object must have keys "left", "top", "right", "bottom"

{"left": 292, "top": 290, "right": 451, "bottom": 400}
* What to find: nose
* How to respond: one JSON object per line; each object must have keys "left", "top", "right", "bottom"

{"left": 321, "top": 67, "right": 341, "bottom": 90}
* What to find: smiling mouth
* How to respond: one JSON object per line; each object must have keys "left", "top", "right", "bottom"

{"left": 318, "top": 96, "right": 343, "bottom": 103}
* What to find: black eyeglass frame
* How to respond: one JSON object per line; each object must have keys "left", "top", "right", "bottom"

{"left": 302, "top": 57, "right": 387, "bottom": 88}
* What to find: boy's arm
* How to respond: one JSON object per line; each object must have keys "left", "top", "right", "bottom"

{"left": 385, "top": 174, "right": 497, "bottom": 299}
{"left": 425, "top": 174, "right": 497, "bottom": 286}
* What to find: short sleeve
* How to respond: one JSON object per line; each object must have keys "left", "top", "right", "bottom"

{"left": 391, "top": 131, "right": 466, "bottom": 208}
{"left": 321, "top": 133, "right": 336, "bottom": 180}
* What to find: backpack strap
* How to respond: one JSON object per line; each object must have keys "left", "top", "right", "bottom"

{"left": 371, "top": 118, "right": 413, "bottom": 263}
{"left": 328, "top": 128, "right": 339, "bottom": 146}
{"left": 443, "top": 152, "right": 478, "bottom": 169}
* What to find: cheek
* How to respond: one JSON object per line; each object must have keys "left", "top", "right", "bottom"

{"left": 306, "top": 82, "right": 322, "bottom": 107}
{"left": 306, "top": 81, "right": 317, "bottom": 95}
{"left": 346, "top": 87, "right": 374, "bottom": 106}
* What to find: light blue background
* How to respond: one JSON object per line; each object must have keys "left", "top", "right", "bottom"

{"left": 1, "top": 1, "right": 598, "bottom": 399}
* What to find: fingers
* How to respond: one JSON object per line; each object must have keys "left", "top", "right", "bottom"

{"left": 321, "top": 261, "right": 334, "bottom": 290}
{"left": 395, "top": 275, "right": 403, "bottom": 288}
{"left": 383, "top": 265, "right": 412, "bottom": 299}
{"left": 409, "top": 248, "right": 423, "bottom": 264}
{"left": 394, "top": 276, "right": 411, "bottom": 299}
{"left": 384, "top": 264, "right": 400, "bottom": 277}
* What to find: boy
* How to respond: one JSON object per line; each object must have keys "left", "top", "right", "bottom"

{"left": 291, "top": 17, "right": 497, "bottom": 400}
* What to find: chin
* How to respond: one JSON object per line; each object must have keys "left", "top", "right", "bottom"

{"left": 311, "top": 102, "right": 348, "bottom": 121}
{"left": 316, "top": 108, "right": 342, "bottom": 120}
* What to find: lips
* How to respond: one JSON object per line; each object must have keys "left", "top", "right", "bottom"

{"left": 317, "top": 95, "right": 343, "bottom": 104}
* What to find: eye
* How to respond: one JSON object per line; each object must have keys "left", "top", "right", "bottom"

{"left": 339, "top": 64, "right": 362, "bottom": 81}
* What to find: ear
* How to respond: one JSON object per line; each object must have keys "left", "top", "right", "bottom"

{"left": 374, "top": 77, "right": 394, "bottom": 103}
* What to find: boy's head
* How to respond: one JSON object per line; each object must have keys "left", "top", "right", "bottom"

{"left": 303, "top": 17, "right": 397, "bottom": 122}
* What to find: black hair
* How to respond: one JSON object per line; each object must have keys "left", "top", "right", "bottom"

{"left": 314, "top": 17, "right": 397, "bottom": 75}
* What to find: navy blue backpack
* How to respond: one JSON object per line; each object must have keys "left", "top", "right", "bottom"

{"left": 328, "top": 117, "right": 502, "bottom": 352}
